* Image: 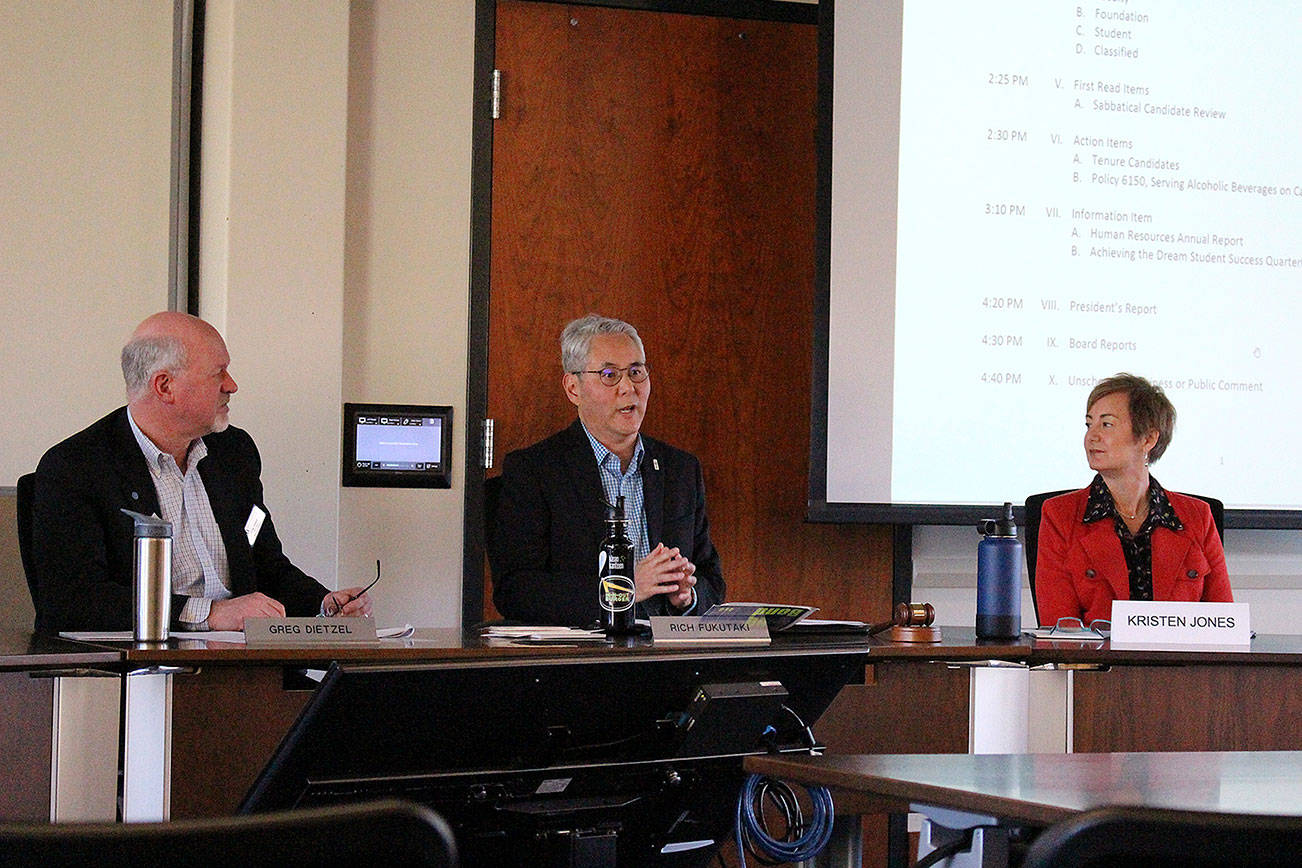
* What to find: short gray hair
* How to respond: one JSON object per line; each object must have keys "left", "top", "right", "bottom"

{"left": 121, "top": 334, "right": 188, "bottom": 398}
{"left": 560, "top": 314, "right": 645, "bottom": 373}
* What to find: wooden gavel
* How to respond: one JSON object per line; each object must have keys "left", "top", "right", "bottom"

{"left": 868, "top": 602, "right": 936, "bottom": 636}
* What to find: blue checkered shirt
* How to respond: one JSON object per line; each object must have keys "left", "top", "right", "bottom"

{"left": 580, "top": 425, "right": 651, "bottom": 562}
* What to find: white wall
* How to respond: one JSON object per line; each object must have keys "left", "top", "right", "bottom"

{"left": 0, "top": 1, "right": 173, "bottom": 481}
{"left": 337, "top": 1, "right": 472, "bottom": 628}
{"left": 198, "top": 0, "right": 472, "bottom": 628}
{"left": 199, "top": 0, "right": 350, "bottom": 593}
{"left": 3, "top": 0, "right": 473, "bottom": 630}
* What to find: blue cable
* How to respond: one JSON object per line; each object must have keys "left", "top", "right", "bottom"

{"left": 734, "top": 772, "right": 835, "bottom": 866}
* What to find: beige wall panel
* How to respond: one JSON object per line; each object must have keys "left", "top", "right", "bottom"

{"left": 0, "top": 1, "right": 173, "bottom": 482}
{"left": 339, "top": 0, "right": 472, "bottom": 627}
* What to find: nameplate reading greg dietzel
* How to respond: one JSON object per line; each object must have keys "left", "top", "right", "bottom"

{"left": 244, "top": 617, "right": 378, "bottom": 646}
{"left": 650, "top": 616, "right": 771, "bottom": 645}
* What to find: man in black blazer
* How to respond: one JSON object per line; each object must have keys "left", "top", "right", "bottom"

{"left": 32, "top": 312, "right": 374, "bottom": 633}
{"left": 490, "top": 314, "right": 724, "bottom": 625}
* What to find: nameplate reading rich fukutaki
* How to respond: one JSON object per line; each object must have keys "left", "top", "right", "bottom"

{"left": 650, "top": 616, "right": 771, "bottom": 645}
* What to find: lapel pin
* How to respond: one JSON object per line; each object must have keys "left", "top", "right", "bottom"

{"left": 653, "top": 458, "right": 660, "bottom": 471}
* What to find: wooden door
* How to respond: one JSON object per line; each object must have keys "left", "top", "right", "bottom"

{"left": 481, "top": 0, "right": 891, "bottom": 622}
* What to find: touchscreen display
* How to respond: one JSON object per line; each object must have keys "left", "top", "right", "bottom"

{"left": 354, "top": 413, "right": 441, "bottom": 470}
{"left": 343, "top": 403, "right": 452, "bottom": 488}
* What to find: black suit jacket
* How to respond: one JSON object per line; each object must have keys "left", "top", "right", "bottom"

{"left": 31, "top": 407, "right": 329, "bottom": 633}
{"left": 489, "top": 420, "right": 725, "bottom": 626}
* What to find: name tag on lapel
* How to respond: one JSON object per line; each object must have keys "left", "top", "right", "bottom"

{"left": 245, "top": 505, "right": 266, "bottom": 546}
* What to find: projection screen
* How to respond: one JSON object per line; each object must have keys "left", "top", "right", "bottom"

{"left": 811, "top": 1, "right": 1302, "bottom": 528}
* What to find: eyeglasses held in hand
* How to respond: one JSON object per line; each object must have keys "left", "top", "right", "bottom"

{"left": 1051, "top": 616, "right": 1111, "bottom": 638}
{"left": 324, "top": 559, "right": 380, "bottom": 617}
{"left": 570, "top": 363, "right": 650, "bottom": 387}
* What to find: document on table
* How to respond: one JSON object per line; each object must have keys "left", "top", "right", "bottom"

{"left": 480, "top": 625, "right": 609, "bottom": 644}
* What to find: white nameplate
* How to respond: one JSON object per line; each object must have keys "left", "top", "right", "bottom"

{"left": 651, "top": 616, "right": 770, "bottom": 645}
{"left": 1110, "top": 601, "right": 1251, "bottom": 650}
{"left": 244, "top": 617, "right": 378, "bottom": 646}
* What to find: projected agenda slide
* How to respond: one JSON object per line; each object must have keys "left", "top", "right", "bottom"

{"left": 827, "top": 1, "right": 1302, "bottom": 512}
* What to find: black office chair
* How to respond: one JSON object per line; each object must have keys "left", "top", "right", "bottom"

{"left": 475, "top": 474, "right": 509, "bottom": 627}
{"left": 15, "top": 472, "right": 37, "bottom": 610}
{"left": 483, "top": 473, "right": 503, "bottom": 555}
{"left": 1023, "top": 488, "right": 1225, "bottom": 625}
{"left": 0, "top": 798, "right": 456, "bottom": 868}
{"left": 1022, "top": 489, "right": 1074, "bottom": 624}
{"left": 1022, "top": 804, "right": 1302, "bottom": 867}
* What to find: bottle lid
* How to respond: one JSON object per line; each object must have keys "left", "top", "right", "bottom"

{"left": 120, "top": 508, "right": 173, "bottom": 539}
{"left": 977, "top": 502, "right": 1018, "bottom": 538}
{"left": 605, "top": 495, "right": 626, "bottom": 523}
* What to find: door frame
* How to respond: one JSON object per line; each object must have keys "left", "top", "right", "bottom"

{"left": 460, "top": 0, "right": 819, "bottom": 629}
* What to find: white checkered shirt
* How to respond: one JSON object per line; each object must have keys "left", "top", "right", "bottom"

{"left": 128, "top": 410, "right": 232, "bottom": 627}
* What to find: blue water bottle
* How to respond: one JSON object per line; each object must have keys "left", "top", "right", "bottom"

{"left": 976, "top": 502, "right": 1023, "bottom": 639}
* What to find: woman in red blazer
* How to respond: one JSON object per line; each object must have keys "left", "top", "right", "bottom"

{"left": 1035, "top": 374, "right": 1232, "bottom": 627}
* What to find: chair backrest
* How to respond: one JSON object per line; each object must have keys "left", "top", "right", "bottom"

{"left": 1195, "top": 493, "right": 1226, "bottom": 542}
{"left": 483, "top": 473, "right": 503, "bottom": 554}
{"left": 15, "top": 472, "right": 37, "bottom": 610}
{"left": 1022, "top": 804, "right": 1302, "bottom": 868}
{"left": 1023, "top": 488, "right": 1226, "bottom": 626}
{"left": 1022, "top": 489, "right": 1073, "bottom": 625}
{"left": 0, "top": 798, "right": 456, "bottom": 868}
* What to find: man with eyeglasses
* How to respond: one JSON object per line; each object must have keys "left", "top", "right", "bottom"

{"left": 31, "top": 312, "right": 374, "bottom": 632}
{"left": 490, "top": 314, "right": 725, "bottom": 626}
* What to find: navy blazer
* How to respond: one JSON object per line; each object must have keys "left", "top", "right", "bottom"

{"left": 490, "top": 420, "right": 725, "bottom": 626}
{"left": 32, "top": 407, "right": 329, "bottom": 633}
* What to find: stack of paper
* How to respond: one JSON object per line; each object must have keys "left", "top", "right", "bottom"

{"left": 480, "top": 625, "right": 609, "bottom": 645}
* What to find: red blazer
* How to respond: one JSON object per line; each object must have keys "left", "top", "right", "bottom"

{"left": 1035, "top": 487, "right": 1232, "bottom": 626}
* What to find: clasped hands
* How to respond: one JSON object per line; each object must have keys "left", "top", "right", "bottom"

{"left": 633, "top": 543, "right": 696, "bottom": 610}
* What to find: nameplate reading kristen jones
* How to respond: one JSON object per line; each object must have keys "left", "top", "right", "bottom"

{"left": 1109, "top": 601, "right": 1251, "bottom": 650}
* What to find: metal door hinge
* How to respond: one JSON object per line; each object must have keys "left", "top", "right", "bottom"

{"left": 483, "top": 418, "right": 495, "bottom": 469}
{"left": 491, "top": 69, "right": 501, "bottom": 120}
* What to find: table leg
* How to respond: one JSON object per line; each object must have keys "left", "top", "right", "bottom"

{"left": 120, "top": 669, "right": 172, "bottom": 822}
{"left": 51, "top": 674, "right": 120, "bottom": 821}
{"left": 968, "top": 667, "right": 1073, "bottom": 755}
{"left": 916, "top": 805, "right": 1009, "bottom": 868}
{"left": 968, "top": 667, "right": 1029, "bottom": 754}
{"left": 801, "top": 813, "right": 863, "bottom": 867}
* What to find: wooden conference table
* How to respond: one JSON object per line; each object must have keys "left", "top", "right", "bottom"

{"left": 745, "top": 750, "right": 1302, "bottom": 867}
{"left": 0, "top": 632, "right": 121, "bottom": 821}
{"left": 9, "top": 626, "right": 1302, "bottom": 828}
{"left": 746, "top": 750, "right": 1302, "bottom": 829}
{"left": 81, "top": 627, "right": 876, "bottom": 822}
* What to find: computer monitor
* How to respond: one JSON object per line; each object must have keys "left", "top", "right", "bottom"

{"left": 341, "top": 402, "right": 452, "bottom": 488}
{"left": 240, "top": 649, "right": 863, "bottom": 866}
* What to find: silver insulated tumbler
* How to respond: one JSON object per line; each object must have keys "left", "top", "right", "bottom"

{"left": 121, "top": 509, "right": 172, "bottom": 642}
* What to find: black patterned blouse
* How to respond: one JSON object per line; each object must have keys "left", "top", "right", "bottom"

{"left": 1082, "top": 473, "right": 1183, "bottom": 602}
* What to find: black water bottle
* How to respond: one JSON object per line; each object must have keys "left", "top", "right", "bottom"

{"left": 598, "top": 496, "right": 636, "bottom": 634}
